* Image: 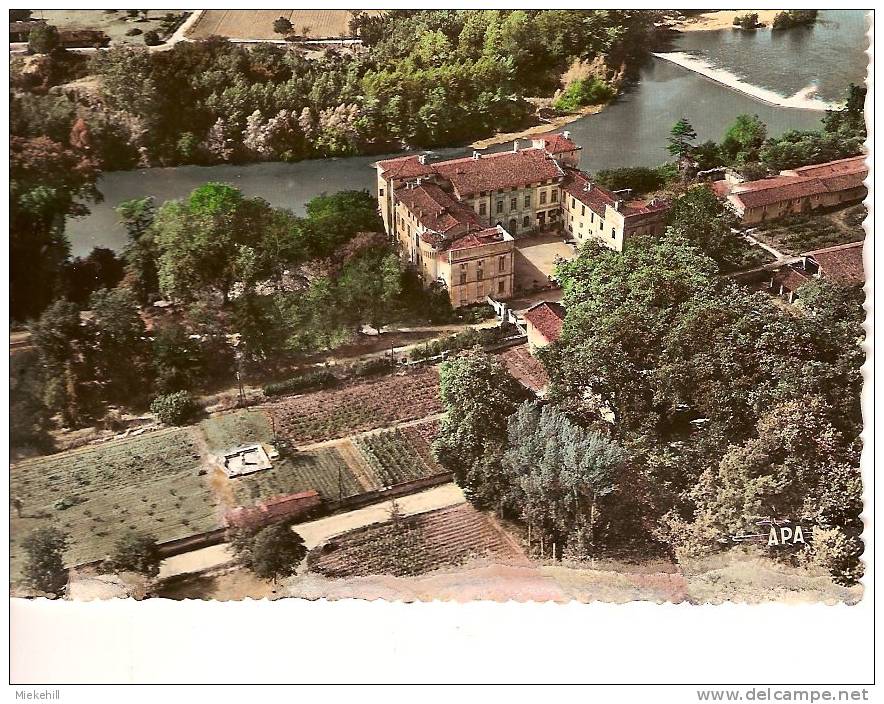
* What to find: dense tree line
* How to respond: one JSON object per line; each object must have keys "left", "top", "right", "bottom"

{"left": 10, "top": 10, "right": 655, "bottom": 171}
{"left": 435, "top": 227, "right": 864, "bottom": 583}
{"left": 12, "top": 186, "right": 451, "bottom": 455}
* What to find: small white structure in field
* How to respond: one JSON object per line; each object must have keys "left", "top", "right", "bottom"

{"left": 222, "top": 443, "right": 273, "bottom": 478}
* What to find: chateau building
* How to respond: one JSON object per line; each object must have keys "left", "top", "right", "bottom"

{"left": 374, "top": 132, "right": 669, "bottom": 306}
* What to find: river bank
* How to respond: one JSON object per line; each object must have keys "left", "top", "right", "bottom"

{"left": 470, "top": 102, "right": 606, "bottom": 150}
{"left": 674, "top": 10, "right": 786, "bottom": 32}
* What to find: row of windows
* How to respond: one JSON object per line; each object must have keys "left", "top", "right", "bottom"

{"left": 456, "top": 277, "right": 507, "bottom": 295}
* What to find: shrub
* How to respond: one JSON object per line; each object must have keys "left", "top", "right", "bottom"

{"left": 262, "top": 369, "right": 338, "bottom": 398}
{"left": 125, "top": 28, "right": 143, "bottom": 36}
{"left": 812, "top": 527, "right": 864, "bottom": 586}
{"left": 553, "top": 77, "right": 616, "bottom": 113}
{"left": 150, "top": 391, "right": 196, "bottom": 425}
{"left": 143, "top": 30, "right": 161, "bottom": 46}
{"left": 28, "top": 24, "right": 60, "bottom": 54}
{"left": 22, "top": 527, "right": 69, "bottom": 595}
{"left": 732, "top": 13, "right": 759, "bottom": 30}
{"left": 772, "top": 10, "right": 818, "bottom": 30}
{"left": 351, "top": 357, "right": 392, "bottom": 378}
{"left": 595, "top": 164, "right": 677, "bottom": 195}
{"left": 109, "top": 531, "right": 162, "bottom": 577}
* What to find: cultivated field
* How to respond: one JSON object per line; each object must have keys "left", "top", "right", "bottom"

{"left": 10, "top": 429, "right": 219, "bottom": 582}
{"left": 268, "top": 368, "right": 443, "bottom": 446}
{"left": 187, "top": 10, "right": 384, "bottom": 41}
{"left": 749, "top": 203, "right": 867, "bottom": 256}
{"left": 497, "top": 344, "right": 550, "bottom": 394}
{"left": 354, "top": 425, "right": 440, "bottom": 487}
{"left": 233, "top": 446, "right": 364, "bottom": 504}
{"left": 200, "top": 408, "right": 274, "bottom": 453}
{"left": 307, "top": 503, "right": 527, "bottom": 578}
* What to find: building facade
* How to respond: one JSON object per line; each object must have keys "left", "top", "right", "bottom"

{"left": 374, "top": 132, "right": 670, "bottom": 305}
{"left": 722, "top": 155, "right": 867, "bottom": 224}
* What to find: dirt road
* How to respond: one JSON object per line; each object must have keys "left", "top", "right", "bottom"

{"left": 157, "top": 482, "right": 466, "bottom": 580}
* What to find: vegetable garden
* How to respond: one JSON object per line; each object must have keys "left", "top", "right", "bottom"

{"left": 308, "top": 503, "right": 527, "bottom": 578}
{"left": 268, "top": 368, "right": 442, "bottom": 445}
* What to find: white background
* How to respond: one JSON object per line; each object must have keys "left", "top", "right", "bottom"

{"left": 4, "top": 0, "right": 877, "bottom": 696}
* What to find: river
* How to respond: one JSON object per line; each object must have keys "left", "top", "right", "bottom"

{"left": 66, "top": 9, "right": 868, "bottom": 256}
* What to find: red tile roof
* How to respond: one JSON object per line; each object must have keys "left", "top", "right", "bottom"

{"left": 444, "top": 226, "right": 509, "bottom": 252}
{"left": 541, "top": 133, "right": 581, "bottom": 155}
{"left": 807, "top": 242, "right": 864, "bottom": 286}
{"left": 375, "top": 154, "right": 435, "bottom": 180}
{"left": 433, "top": 148, "right": 564, "bottom": 197}
{"left": 561, "top": 169, "right": 669, "bottom": 221}
{"left": 730, "top": 157, "right": 869, "bottom": 210}
{"left": 791, "top": 155, "right": 867, "bottom": 177}
{"left": 523, "top": 301, "right": 565, "bottom": 344}
{"left": 395, "top": 182, "right": 479, "bottom": 235}
{"left": 772, "top": 266, "right": 812, "bottom": 293}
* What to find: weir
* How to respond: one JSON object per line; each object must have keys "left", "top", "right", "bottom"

{"left": 652, "top": 51, "right": 843, "bottom": 112}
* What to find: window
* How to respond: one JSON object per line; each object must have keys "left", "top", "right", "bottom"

{"left": 510, "top": 197, "right": 517, "bottom": 211}
{"left": 571, "top": 197, "right": 576, "bottom": 208}
{"left": 523, "top": 215, "right": 530, "bottom": 228}
{"left": 524, "top": 194, "right": 531, "bottom": 208}
{"left": 590, "top": 212, "right": 594, "bottom": 223}
{"left": 479, "top": 203, "right": 487, "bottom": 216}
{"left": 540, "top": 191, "right": 547, "bottom": 205}
{"left": 498, "top": 280, "right": 505, "bottom": 294}
{"left": 379, "top": 188, "right": 385, "bottom": 197}
{"left": 508, "top": 218, "right": 517, "bottom": 232}
{"left": 477, "top": 268, "right": 483, "bottom": 281}
{"left": 496, "top": 201, "right": 504, "bottom": 214}
{"left": 460, "top": 272, "right": 467, "bottom": 285}
{"left": 551, "top": 190, "right": 558, "bottom": 202}
{"left": 611, "top": 228, "right": 616, "bottom": 239}
{"left": 581, "top": 205, "right": 585, "bottom": 216}
{"left": 498, "top": 256, "right": 506, "bottom": 272}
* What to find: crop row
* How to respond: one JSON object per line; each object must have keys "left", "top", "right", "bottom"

{"left": 354, "top": 428, "right": 435, "bottom": 487}
{"left": 268, "top": 368, "right": 442, "bottom": 445}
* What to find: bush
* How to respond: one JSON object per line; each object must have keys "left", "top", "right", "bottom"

{"left": 125, "top": 28, "right": 143, "bottom": 36}
{"left": 22, "top": 527, "right": 69, "bottom": 595}
{"left": 143, "top": 30, "right": 161, "bottom": 46}
{"left": 409, "top": 323, "right": 517, "bottom": 362}
{"left": 150, "top": 391, "right": 196, "bottom": 425}
{"left": 28, "top": 24, "right": 60, "bottom": 54}
{"left": 772, "top": 10, "right": 818, "bottom": 30}
{"left": 350, "top": 357, "right": 393, "bottom": 378}
{"left": 812, "top": 527, "right": 864, "bottom": 586}
{"left": 262, "top": 369, "right": 338, "bottom": 398}
{"left": 732, "top": 13, "right": 759, "bottom": 30}
{"left": 594, "top": 164, "right": 676, "bottom": 195}
{"left": 109, "top": 531, "right": 162, "bottom": 577}
{"left": 553, "top": 77, "right": 616, "bottom": 113}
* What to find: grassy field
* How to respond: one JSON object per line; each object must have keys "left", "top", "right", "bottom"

{"left": 200, "top": 409, "right": 274, "bottom": 453}
{"left": 750, "top": 203, "right": 867, "bottom": 256}
{"left": 10, "top": 429, "right": 219, "bottom": 584}
{"left": 34, "top": 10, "right": 187, "bottom": 45}
{"left": 187, "top": 10, "right": 384, "bottom": 41}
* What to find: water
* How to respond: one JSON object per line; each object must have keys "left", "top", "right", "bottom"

{"left": 66, "top": 10, "right": 869, "bottom": 256}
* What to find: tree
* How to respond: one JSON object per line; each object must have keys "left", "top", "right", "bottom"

{"left": 150, "top": 390, "right": 197, "bottom": 425}
{"left": 667, "top": 117, "right": 697, "bottom": 159}
{"left": 152, "top": 322, "right": 205, "bottom": 393}
{"left": 433, "top": 349, "right": 529, "bottom": 506}
{"left": 11, "top": 351, "right": 54, "bottom": 454}
{"left": 143, "top": 30, "right": 161, "bottom": 46}
{"left": 22, "top": 527, "right": 69, "bottom": 595}
{"left": 230, "top": 523, "right": 307, "bottom": 582}
{"left": 273, "top": 16, "right": 294, "bottom": 37}
{"left": 109, "top": 531, "right": 162, "bottom": 577}
{"left": 11, "top": 136, "right": 100, "bottom": 320}
{"left": 721, "top": 114, "right": 767, "bottom": 163}
{"left": 29, "top": 24, "right": 60, "bottom": 54}
{"left": 501, "top": 401, "right": 628, "bottom": 556}
{"left": 665, "top": 185, "right": 745, "bottom": 266}
{"left": 64, "top": 247, "right": 125, "bottom": 305}
{"left": 89, "top": 287, "right": 150, "bottom": 403}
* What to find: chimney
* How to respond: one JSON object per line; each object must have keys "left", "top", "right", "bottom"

{"left": 472, "top": 151, "right": 481, "bottom": 160}
{"left": 418, "top": 153, "right": 427, "bottom": 165}
{"left": 614, "top": 200, "right": 622, "bottom": 212}
{"left": 562, "top": 130, "right": 571, "bottom": 141}
{"left": 513, "top": 139, "right": 519, "bottom": 152}
{"left": 583, "top": 181, "right": 592, "bottom": 192}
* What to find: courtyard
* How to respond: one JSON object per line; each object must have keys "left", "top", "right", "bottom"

{"left": 513, "top": 234, "right": 576, "bottom": 295}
